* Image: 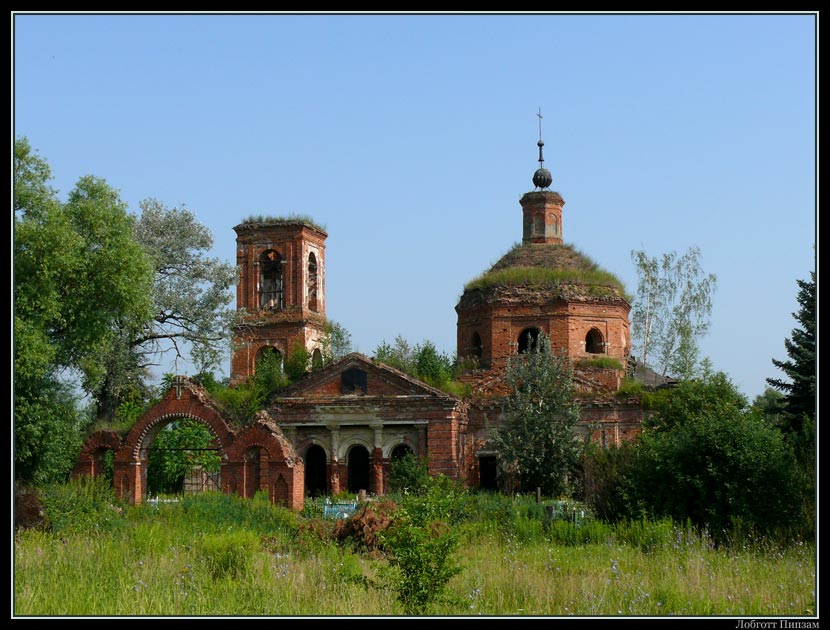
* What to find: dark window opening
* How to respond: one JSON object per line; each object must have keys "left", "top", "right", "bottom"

{"left": 341, "top": 368, "right": 368, "bottom": 394}
{"left": 518, "top": 327, "right": 541, "bottom": 354}
{"left": 470, "top": 332, "right": 483, "bottom": 364}
{"left": 391, "top": 444, "right": 414, "bottom": 462}
{"left": 259, "top": 249, "right": 284, "bottom": 310}
{"left": 347, "top": 445, "right": 370, "bottom": 494}
{"left": 304, "top": 444, "right": 328, "bottom": 497}
{"left": 586, "top": 328, "right": 604, "bottom": 354}
{"left": 479, "top": 456, "right": 498, "bottom": 491}
{"left": 307, "top": 252, "right": 318, "bottom": 312}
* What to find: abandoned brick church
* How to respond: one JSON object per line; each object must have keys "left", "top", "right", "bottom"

{"left": 74, "top": 136, "right": 644, "bottom": 509}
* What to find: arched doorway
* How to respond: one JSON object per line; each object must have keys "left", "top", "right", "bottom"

{"left": 347, "top": 445, "right": 370, "bottom": 494}
{"left": 144, "top": 417, "right": 221, "bottom": 496}
{"left": 304, "top": 444, "right": 328, "bottom": 497}
{"left": 518, "top": 327, "right": 541, "bottom": 353}
{"left": 245, "top": 447, "right": 262, "bottom": 498}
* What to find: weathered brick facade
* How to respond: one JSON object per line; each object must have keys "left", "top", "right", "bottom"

{"left": 74, "top": 378, "right": 304, "bottom": 510}
{"left": 75, "top": 145, "right": 647, "bottom": 505}
{"left": 231, "top": 219, "right": 328, "bottom": 384}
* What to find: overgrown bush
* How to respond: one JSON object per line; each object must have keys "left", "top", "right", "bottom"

{"left": 632, "top": 373, "right": 805, "bottom": 540}
{"left": 378, "top": 509, "right": 461, "bottom": 615}
{"left": 39, "top": 476, "right": 125, "bottom": 534}
{"left": 388, "top": 453, "right": 431, "bottom": 495}
{"left": 581, "top": 441, "right": 639, "bottom": 522}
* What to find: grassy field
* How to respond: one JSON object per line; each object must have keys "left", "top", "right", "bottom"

{"left": 13, "top": 485, "right": 816, "bottom": 617}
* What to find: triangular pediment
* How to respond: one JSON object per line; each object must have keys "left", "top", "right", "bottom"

{"left": 276, "top": 353, "right": 455, "bottom": 400}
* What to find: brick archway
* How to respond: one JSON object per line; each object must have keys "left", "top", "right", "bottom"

{"left": 225, "top": 416, "right": 304, "bottom": 510}
{"left": 72, "top": 430, "right": 122, "bottom": 480}
{"left": 113, "top": 377, "right": 235, "bottom": 505}
{"left": 74, "top": 378, "right": 305, "bottom": 511}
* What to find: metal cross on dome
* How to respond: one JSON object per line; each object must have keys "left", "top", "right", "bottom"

{"left": 172, "top": 375, "right": 187, "bottom": 400}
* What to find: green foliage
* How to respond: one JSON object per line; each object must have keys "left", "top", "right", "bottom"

{"left": 388, "top": 453, "right": 431, "bottom": 495}
{"left": 14, "top": 137, "right": 154, "bottom": 480}
{"left": 14, "top": 379, "right": 87, "bottom": 483}
{"left": 630, "top": 246, "right": 717, "bottom": 378}
{"left": 132, "top": 199, "right": 237, "bottom": 380}
{"left": 379, "top": 512, "right": 461, "bottom": 615}
{"left": 632, "top": 372, "right": 805, "bottom": 539}
{"left": 464, "top": 242, "right": 629, "bottom": 299}
{"left": 614, "top": 378, "right": 646, "bottom": 398}
{"left": 238, "top": 213, "right": 326, "bottom": 232}
{"left": 752, "top": 387, "right": 786, "bottom": 427}
{"left": 492, "top": 333, "right": 583, "bottom": 496}
{"left": 767, "top": 270, "right": 816, "bottom": 435}
{"left": 575, "top": 356, "right": 623, "bottom": 370}
{"left": 373, "top": 335, "right": 469, "bottom": 395}
{"left": 580, "top": 442, "right": 639, "bottom": 522}
{"left": 196, "top": 530, "right": 259, "bottom": 579}
{"left": 321, "top": 319, "right": 353, "bottom": 363}
{"left": 40, "top": 476, "right": 126, "bottom": 534}
{"left": 377, "top": 474, "right": 466, "bottom": 615}
{"left": 146, "top": 419, "right": 221, "bottom": 495}
{"left": 284, "top": 341, "right": 311, "bottom": 382}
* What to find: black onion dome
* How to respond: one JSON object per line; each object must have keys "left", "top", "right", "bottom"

{"left": 533, "top": 167, "right": 552, "bottom": 189}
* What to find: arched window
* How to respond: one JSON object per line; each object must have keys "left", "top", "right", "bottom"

{"left": 255, "top": 346, "right": 283, "bottom": 374}
{"left": 259, "top": 250, "right": 284, "bottom": 310}
{"left": 517, "top": 327, "right": 541, "bottom": 354}
{"left": 307, "top": 252, "right": 318, "bottom": 312}
{"left": 585, "top": 328, "right": 605, "bottom": 354}
{"left": 470, "top": 332, "right": 483, "bottom": 364}
{"left": 311, "top": 348, "right": 324, "bottom": 370}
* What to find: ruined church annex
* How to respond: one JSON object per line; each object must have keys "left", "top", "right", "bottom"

{"left": 74, "top": 136, "right": 643, "bottom": 509}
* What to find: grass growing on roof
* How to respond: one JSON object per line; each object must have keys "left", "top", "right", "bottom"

{"left": 463, "top": 242, "right": 630, "bottom": 299}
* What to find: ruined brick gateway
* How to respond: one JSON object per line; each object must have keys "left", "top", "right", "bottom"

{"left": 74, "top": 138, "right": 644, "bottom": 508}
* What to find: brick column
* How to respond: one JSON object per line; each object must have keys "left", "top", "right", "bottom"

{"left": 329, "top": 427, "right": 341, "bottom": 495}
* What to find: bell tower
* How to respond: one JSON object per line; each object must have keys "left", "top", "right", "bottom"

{"left": 230, "top": 217, "right": 327, "bottom": 383}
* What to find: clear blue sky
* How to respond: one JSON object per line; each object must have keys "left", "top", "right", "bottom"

{"left": 13, "top": 12, "right": 817, "bottom": 400}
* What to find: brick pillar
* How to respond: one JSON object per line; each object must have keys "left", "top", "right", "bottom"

{"left": 371, "top": 448, "right": 384, "bottom": 496}
{"left": 329, "top": 427, "right": 341, "bottom": 495}
{"left": 259, "top": 449, "right": 270, "bottom": 497}
{"left": 417, "top": 427, "right": 427, "bottom": 460}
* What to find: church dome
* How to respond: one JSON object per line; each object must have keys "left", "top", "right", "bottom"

{"left": 458, "top": 242, "right": 630, "bottom": 309}
{"left": 532, "top": 167, "right": 552, "bottom": 189}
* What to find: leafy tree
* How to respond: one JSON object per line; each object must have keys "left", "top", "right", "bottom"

{"left": 752, "top": 387, "right": 786, "bottom": 428}
{"left": 284, "top": 341, "right": 311, "bottom": 382}
{"left": 374, "top": 335, "right": 415, "bottom": 373}
{"left": 90, "top": 199, "right": 237, "bottom": 423}
{"left": 321, "top": 319, "right": 353, "bottom": 363}
{"left": 630, "top": 246, "right": 717, "bottom": 378}
{"left": 767, "top": 271, "right": 816, "bottom": 435}
{"left": 491, "top": 333, "right": 582, "bottom": 496}
{"left": 146, "top": 419, "right": 221, "bottom": 495}
{"left": 632, "top": 372, "right": 803, "bottom": 537}
{"left": 14, "top": 137, "right": 154, "bottom": 481}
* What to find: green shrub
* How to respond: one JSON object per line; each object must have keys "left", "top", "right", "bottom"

{"left": 40, "top": 476, "right": 125, "bottom": 534}
{"left": 378, "top": 510, "right": 461, "bottom": 615}
{"left": 388, "top": 453, "right": 431, "bottom": 495}
{"left": 575, "top": 357, "right": 623, "bottom": 370}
